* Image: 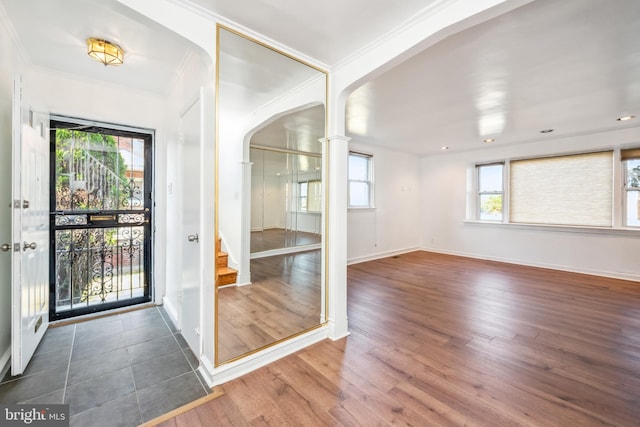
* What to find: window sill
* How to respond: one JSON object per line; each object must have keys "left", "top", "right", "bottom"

{"left": 348, "top": 207, "right": 376, "bottom": 212}
{"left": 463, "top": 220, "right": 640, "bottom": 237}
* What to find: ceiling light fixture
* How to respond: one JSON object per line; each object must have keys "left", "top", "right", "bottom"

{"left": 483, "top": 138, "right": 495, "bottom": 143}
{"left": 441, "top": 146, "right": 449, "bottom": 150}
{"left": 617, "top": 115, "right": 635, "bottom": 122}
{"left": 87, "top": 37, "right": 124, "bottom": 66}
{"left": 540, "top": 129, "right": 554, "bottom": 133}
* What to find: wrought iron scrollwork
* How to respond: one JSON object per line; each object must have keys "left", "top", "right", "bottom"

{"left": 86, "top": 243, "right": 114, "bottom": 302}
{"left": 121, "top": 179, "right": 143, "bottom": 209}
{"left": 118, "top": 213, "right": 145, "bottom": 224}
{"left": 55, "top": 214, "right": 88, "bottom": 226}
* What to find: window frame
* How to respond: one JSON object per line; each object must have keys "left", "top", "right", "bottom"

{"left": 470, "top": 148, "right": 639, "bottom": 232}
{"left": 298, "top": 179, "right": 322, "bottom": 213}
{"left": 348, "top": 151, "right": 374, "bottom": 209}
{"left": 622, "top": 148, "right": 640, "bottom": 227}
{"left": 476, "top": 162, "right": 505, "bottom": 222}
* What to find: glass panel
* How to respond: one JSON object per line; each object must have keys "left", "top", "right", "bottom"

{"left": 626, "top": 191, "right": 640, "bottom": 227}
{"left": 349, "top": 154, "right": 369, "bottom": 181}
{"left": 626, "top": 159, "right": 640, "bottom": 189}
{"left": 217, "top": 26, "right": 327, "bottom": 365}
{"left": 299, "top": 182, "right": 308, "bottom": 211}
{"left": 55, "top": 131, "right": 144, "bottom": 211}
{"left": 251, "top": 149, "right": 321, "bottom": 252}
{"left": 479, "top": 194, "right": 503, "bottom": 221}
{"left": 479, "top": 164, "right": 503, "bottom": 192}
{"left": 54, "top": 226, "right": 145, "bottom": 313}
{"left": 349, "top": 181, "right": 370, "bottom": 207}
{"left": 307, "top": 181, "right": 322, "bottom": 212}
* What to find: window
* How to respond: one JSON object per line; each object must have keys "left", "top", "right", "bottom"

{"left": 299, "top": 180, "right": 321, "bottom": 212}
{"left": 623, "top": 148, "right": 640, "bottom": 227}
{"left": 348, "top": 152, "right": 373, "bottom": 208}
{"left": 510, "top": 151, "right": 613, "bottom": 227}
{"left": 477, "top": 163, "right": 504, "bottom": 221}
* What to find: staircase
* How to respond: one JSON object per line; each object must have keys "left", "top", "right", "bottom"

{"left": 216, "top": 237, "right": 237, "bottom": 287}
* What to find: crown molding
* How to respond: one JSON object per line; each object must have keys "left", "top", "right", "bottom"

{"left": 167, "top": 0, "right": 329, "bottom": 71}
{"left": 0, "top": 0, "right": 32, "bottom": 66}
{"left": 332, "top": 0, "right": 452, "bottom": 71}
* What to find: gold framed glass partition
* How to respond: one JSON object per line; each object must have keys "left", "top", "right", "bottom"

{"left": 215, "top": 25, "right": 328, "bottom": 365}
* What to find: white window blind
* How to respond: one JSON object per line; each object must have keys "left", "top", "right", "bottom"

{"left": 510, "top": 151, "right": 613, "bottom": 226}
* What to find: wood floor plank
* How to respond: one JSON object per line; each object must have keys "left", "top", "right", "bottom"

{"left": 160, "top": 251, "right": 640, "bottom": 426}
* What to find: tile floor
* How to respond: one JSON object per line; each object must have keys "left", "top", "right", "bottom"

{"left": 0, "top": 306, "right": 210, "bottom": 426}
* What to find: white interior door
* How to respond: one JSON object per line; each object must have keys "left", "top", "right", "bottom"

{"left": 178, "top": 94, "right": 202, "bottom": 357}
{"left": 11, "top": 75, "right": 50, "bottom": 375}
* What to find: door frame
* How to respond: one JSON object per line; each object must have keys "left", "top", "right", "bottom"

{"left": 48, "top": 115, "right": 155, "bottom": 321}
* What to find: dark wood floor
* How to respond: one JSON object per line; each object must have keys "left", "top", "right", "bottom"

{"left": 158, "top": 251, "right": 640, "bottom": 426}
{"left": 217, "top": 250, "right": 322, "bottom": 363}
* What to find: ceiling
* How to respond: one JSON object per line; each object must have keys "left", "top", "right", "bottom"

{"left": 187, "top": 0, "right": 441, "bottom": 66}
{"left": 344, "top": 0, "right": 640, "bottom": 155}
{"left": 1, "top": 0, "right": 201, "bottom": 95}
{"left": 3, "top": 0, "right": 639, "bottom": 157}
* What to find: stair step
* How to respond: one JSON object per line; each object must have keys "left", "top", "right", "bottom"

{"left": 217, "top": 266, "right": 237, "bottom": 286}
{"left": 217, "top": 251, "right": 228, "bottom": 267}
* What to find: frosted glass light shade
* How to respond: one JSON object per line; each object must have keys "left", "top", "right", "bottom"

{"left": 87, "top": 38, "right": 124, "bottom": 66}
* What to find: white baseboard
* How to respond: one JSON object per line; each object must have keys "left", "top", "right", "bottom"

{"left": 200, "top": 326, "right": 328, "bottom": 387}
{"left": 0, "top": 346, "right": 11, "bottom": 380}
{"left": 161, "top": 296, "right": 179, "bottom": 330}
{"left": 347, "top": 247, "right": 420, "bottom": 265}
{"left": 198, "top": 355, "right": 216, "bottom": 389}
{"left": 422, "top": 247, "right": 640, "bottom": 283}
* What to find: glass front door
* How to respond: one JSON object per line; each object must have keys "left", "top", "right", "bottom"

{"left": 49, "top": 119, "right": 152, "bottom": 320}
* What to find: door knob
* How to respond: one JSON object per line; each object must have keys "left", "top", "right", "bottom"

{"left": 1, "top": 243, "right": 11, "bottom": 252}
{"left": 23, "top": 241, "right": 37, "bottom": 251}
{"left": 187, "top": 234, "right": 199, "bottom": 243}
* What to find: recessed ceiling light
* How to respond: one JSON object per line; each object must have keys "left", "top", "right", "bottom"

{"left": 540, "top": 129, "right": 554, "bottom": 133}
{"left": 483, "top": 138, "right": 495, "bottom": 143}
{"left": 617, "top": 115, "right": 635, "bottom": 121}
{"left": 441, "top": 146, "right": 449, "bottom": 150}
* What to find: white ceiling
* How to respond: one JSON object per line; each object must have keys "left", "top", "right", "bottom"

{"left": 1, "top": 0, "right": 201, "bottom": 95}
{"left": 187, "top": 0, "right": 441, "bottom": 66}
{"left": 3, "top": 0, "right": 639, "bottom": 157}
{"left": 345, "top": 0, "right": 640, "bottom": 155}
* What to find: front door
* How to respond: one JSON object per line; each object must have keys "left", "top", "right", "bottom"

{"left": 49, "top": 119, "right": 153, "bottom": 320}
{"left": 11, "top": 75, "right": 50, "bottom": 375}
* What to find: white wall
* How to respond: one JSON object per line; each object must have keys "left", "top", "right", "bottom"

{"left": 347, "top": 142, "right": 422, "bottom": 263}
{"left": 162, "top": 50, "right": 212, "bottom": 340}
{"left": 0, "top": 13, "right": 26, "bottom": 375}
{"left": 420, "top": 127, "right": 640, "bottom": 281}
